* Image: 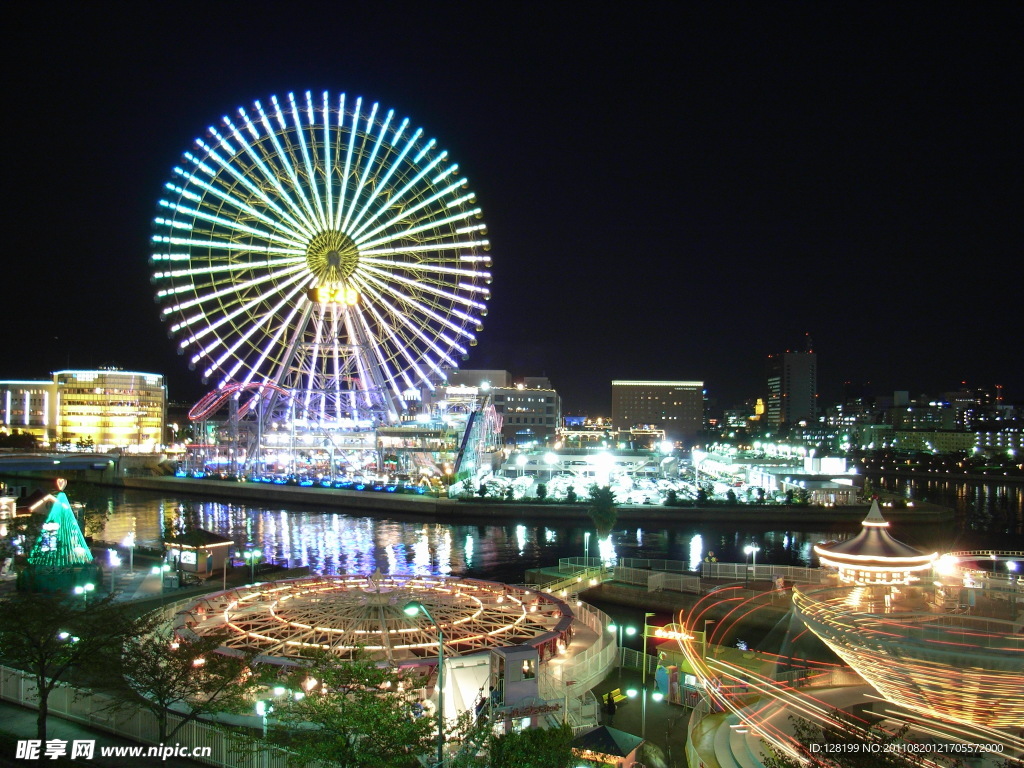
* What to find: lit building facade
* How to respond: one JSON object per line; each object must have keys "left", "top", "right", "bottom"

{"left": 0, "top": 369, "right": 166, "bottom": 450}
{"left": 765, "top": 349, "right": 817, "bottom": 426}
{"left": 611, "top": 380, "right": 703, "bottom": 444}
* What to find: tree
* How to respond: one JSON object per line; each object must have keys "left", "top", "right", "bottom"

{"left": 696, "top": 488, "right": 709, "bottom": 506}
{"left": 477, "top": 482, "right": 489, "bottom": 499}
{"left": 565, "top": 485, "right": 578, "bottom": 504}
{"left": 726, "top": 489, "right": 738, "bottom": 504}
{"left": 664, "top": 489, "right": 678, "bottom": 506}
{"left": 265, "top": 650, "right": 436, "bottom": 768}
{"left": 587, "top": 485, "right": 617, "bottom": 538}
{"left": 535, "top": 483, "right": 548, "bottom": 501}
{"left": 0, "top": 591, "right": 135, "bottom": 741}
{"left": 485, "top": 722, "right": 577, "bottom": 768}
{"left": 90, "top": 619, "right": 261, "bottom": 742}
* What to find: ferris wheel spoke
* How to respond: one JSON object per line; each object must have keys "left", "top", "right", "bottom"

{"left": 188, "top": 138, "right": 314, "bottom": 240}
{"left": 291, "top": 91, "right": 329, "bottom": 231}
{"left": 357, "top": 271, "right": 476, "bottom": 345}
{"left": 156, "top": 201, "right": 305, "bottom": 250}
{"left": 357, "top": 299, "right": 438, "bottom": 392}
{"left": 321, "top": 92, "right": 335, "bottom": 232}
{"left": 352, "top": 306, "right": 414, "bottom": 399}
{"left": 184, "top": 268, "right": 310, "bottom": 355}
{"left": 222, "top": 114, "right": 318, "bottom": 238}
{"left": 345, "top": 122, "right": 420, "bottom": 239}
{"left": 340, "top": 108, "right": 396, "bottom": 237}
{"left": 359, "top": 285, "right": 461, "bottom": 369}
{"left": 203, "top": 280, "right": 309, "bottom": 379}
{"left": 254, "top": 98, "right": 320, "bottom": 231}
{"left": 168, "top": 164, "right": 310, "bottom": 243}
{"left": 333, "top": 96, "right": 362, "bottom": 231}
{"left": 340, "top": 103, "right": 391, "bottom": 234}
{"left": 351, "top": 174, "right": 466, "bottom": 245}
{"left": 163, "top": 261, "right": 307, "bottom": 320}
{"left": 359, "top": 263, "right": 486, "bottom": 313}
{"left": 357, "top": 203, "right": 481, "bottom": 252}
{"left": 224, "top": 302, "right": 306, "bottom": 388}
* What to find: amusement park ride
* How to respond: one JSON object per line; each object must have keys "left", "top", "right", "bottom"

{"left": 152, "top": 91, "right": 500, "bottom": 483}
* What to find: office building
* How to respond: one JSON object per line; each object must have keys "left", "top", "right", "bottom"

{"left": 610, "top": 380, "right": 704, "bottom": 444}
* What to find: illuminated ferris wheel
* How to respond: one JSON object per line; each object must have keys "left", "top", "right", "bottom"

{"left": 152, "top": 91, "right": 491, "bottom": 425}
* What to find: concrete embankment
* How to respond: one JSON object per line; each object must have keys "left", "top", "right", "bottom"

{"left": 117, "top": 476, "right": 953, "bottom": 522}
{"left": 2, "top": 469, "right": 953, "bottom": 522}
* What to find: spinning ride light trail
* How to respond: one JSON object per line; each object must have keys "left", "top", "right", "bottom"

{"left": 153, "top": 91, "right": 492, "bottom": 426}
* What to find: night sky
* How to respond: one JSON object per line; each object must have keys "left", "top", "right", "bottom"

{"left": 7, "top": 4, "right": 1022, "bottom": 415}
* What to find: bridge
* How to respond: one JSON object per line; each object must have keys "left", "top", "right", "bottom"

{"left": 0, "top": 453, "right": 115, "bottom": 473}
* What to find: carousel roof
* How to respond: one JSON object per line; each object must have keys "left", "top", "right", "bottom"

{"left": 174, "top": 572, "right": 574, "bottom": 666}
{"left": 814, "top": 501, "right": 935, "bottom": 564}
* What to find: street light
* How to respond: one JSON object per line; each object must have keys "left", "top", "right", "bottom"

{"left": 122, "top": 532, "right": 135, "bottom": 573}
{"left": 73, "top": 583, "right": 95, "bottom": 606}
{"left": 255, "top": 700, "right": 271, "bottom": 738}
{"left": 744, "top": 544, "right": 760, "bottom": 588}
{"left": 642, "top": 612, "right": 655, "bottom": 738}
{"left": 584, "top": 531, "right": 591, "bottom": 563}
{"left": 240, "top": 547, "right": 262, "bottom": 583}
{"left": 405, "top": 601, "right": 444, "bottom": 768}
{"left": 607, "top": 622, "right": 636, "bottom": 680}
{"left": 150, "top": 564, "right": 170, "bottom": 606}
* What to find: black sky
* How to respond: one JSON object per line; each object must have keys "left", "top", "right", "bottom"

{"left": 7, "top": 3, "right": 1022, "bottom": 414}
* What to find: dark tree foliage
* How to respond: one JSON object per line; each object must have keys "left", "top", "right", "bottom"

{"left": 587, "top": 485, "right": 617, "bottom": 537}
{"left": 0, "top": 591, "right": 135, "bottom": 741}
{"left": 485, "top": 722, "right": 577, "bottom": 768}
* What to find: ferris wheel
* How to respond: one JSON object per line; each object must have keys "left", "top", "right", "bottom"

{"left": 152, "top": 91, "right": 491, "bottom": 424}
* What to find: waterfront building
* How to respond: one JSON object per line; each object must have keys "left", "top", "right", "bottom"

{"left": 610, "top": 380, "right": 703, "bottom": 445}
{"left": 0, "top": 369, "right": 166, "bottom": 451}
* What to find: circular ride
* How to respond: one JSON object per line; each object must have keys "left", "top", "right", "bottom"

{"left": 152, "top": 91, "right": 492, "bottom": 466}
{"left": 173, "top": 573, "right": 574, "bottom": 668}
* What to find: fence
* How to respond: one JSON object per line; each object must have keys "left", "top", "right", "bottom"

{"left": 0, "top": 664, "right": 303, "bottom": 768}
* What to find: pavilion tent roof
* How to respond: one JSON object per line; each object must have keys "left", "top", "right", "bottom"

{"left": 571, "top": 725, "right": 644, "bottom": 757}
{"left": 820, "top": 500, "right": 928, "bottom": 559}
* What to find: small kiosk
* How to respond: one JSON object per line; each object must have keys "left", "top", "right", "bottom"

{"left": 164, "top": 529, "right": 234, "bottom": 577}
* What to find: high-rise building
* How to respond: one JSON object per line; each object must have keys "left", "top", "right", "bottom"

{"left": 765, "top": 349, "right": 817, "bottom": 426}
{"left": 610, "top": 380, "right": 704, "bottom": 444}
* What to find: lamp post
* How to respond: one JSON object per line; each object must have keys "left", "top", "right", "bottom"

{"left": 255, "top": 700, "right": 271, "bottom": 738}
{"left": 122, "top": 532, "right": 135, "bottom": 573}
{"left": 150, "top": 564, "right": 170, "bottom": 606}
{"left": 240, "top": 547, "right": 262, "bottom": 583}
{"left": 641, "top": 611, "right": 655, "bottom": 738}
{"left": 744, "top": 544, "right": 760, "bottom": 588}
{"left": 607, "top": 622, "right": 636, "bottom": 680}
{"left": 584, "top": 531, "right": 591, "bottom": 563}
{"left": 405, "top": 601, "right": 444, "bottom": 768}
{"left": 73, "top": 583, "right": 94, "bottom": 606}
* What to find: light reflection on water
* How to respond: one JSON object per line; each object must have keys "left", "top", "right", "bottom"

{"left": 87, "top": 478, "right": 1022, "bottom": 584}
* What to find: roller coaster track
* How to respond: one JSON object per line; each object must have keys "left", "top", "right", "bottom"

{"left": 187, "top": 382, "right": 291, "bottom": 422}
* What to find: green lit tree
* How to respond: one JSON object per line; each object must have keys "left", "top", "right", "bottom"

{"left": 0, "top": 591, "right": 135, "bottom": 741}
{"left": 535, "top": 483, "right": 548, "bottom": 501}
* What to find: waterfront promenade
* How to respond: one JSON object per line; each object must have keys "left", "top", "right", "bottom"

{"left": 115, "top": 475, "right": 952, "bottom": 523}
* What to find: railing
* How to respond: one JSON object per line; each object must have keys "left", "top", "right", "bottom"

{"left": 0, "top": 664, "right": 304, "bottom": 768}
{"left": 614, "top": 566, "right": 701, "bottom": 594}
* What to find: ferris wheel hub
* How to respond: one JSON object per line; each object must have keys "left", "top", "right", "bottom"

{"left": 306, "top": 230, "right": 360, "bottom": 283}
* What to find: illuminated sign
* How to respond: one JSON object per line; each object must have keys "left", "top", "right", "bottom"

{"left": 307, "top": 286, "right": 358, "bottom": 305}
{"left": 652, "top": 627, "right": 694, "bottom": 641}
{"left": 180, "top": 550, "right": 198, "bottom": 565}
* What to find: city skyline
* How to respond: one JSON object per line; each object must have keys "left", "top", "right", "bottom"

{"left": 7, "top": 4, "right": 1022, "bottom": 415}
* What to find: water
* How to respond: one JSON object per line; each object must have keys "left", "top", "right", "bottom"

{"left": 57, "top": 475, "right": 1022, "bottom": 584}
